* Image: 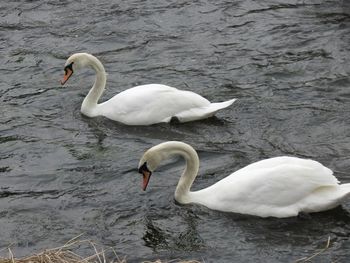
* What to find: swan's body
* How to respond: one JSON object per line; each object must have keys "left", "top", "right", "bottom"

{"left": 61, "top": 53, "right": 236, "bottom": 125}
{"left": 138, "top": 141, "right": 350, "bottom": 218}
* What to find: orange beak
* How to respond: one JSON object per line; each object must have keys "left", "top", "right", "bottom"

{"left": 61, "top": 67, "right": 73, "bottom": 85}
{"left": 142, "top": 170, "right": 152, "bottom": 191}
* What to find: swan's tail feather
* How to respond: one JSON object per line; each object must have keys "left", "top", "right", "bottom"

{"left": 174, "top": 98, "right": 236, "bottom": 122}
{"left": 336, "top": 183, "right": 350, "bottom": 204}
{"left": 209, "top": 98, "right": 237, "bottom": 112}
{"left": 340, "top": 183, "right": 350, "bottom": 194}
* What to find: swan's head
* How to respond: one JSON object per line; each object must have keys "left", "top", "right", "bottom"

{"left": 138, "top": 145, "right": 165, "bottom": 191}
{"left": 138, "top": 141, "right": 190, "bottom": 191}
{"left": 61, "top": 53, "right": 94, "bottom": 85}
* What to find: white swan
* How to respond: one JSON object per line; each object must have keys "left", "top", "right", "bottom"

{"left": 138, "top": 141, "right": 350, "bottom": 218}
{"left": 60, "top": 53, "right": 236, "bottom": 125}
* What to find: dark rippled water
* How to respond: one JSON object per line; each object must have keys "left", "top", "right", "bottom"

{"left": 1, "top": 0, "right": 350, "bottom": 262}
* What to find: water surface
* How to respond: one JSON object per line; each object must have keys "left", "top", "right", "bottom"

{"left": 1, "top": 0, "right": 350, "bottom": 262}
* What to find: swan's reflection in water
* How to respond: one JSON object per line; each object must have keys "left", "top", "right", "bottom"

{"left": 143, "top": 209, "right": 206, "bottom": 252}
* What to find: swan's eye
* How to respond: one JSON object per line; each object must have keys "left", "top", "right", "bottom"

{"left": 138, "top": 162, "right": 150, "bottom": 174}
{"left": 64, "top": 62, "right": 74, "bottom": 74}
{"left": 61, "top": 62, "right": 75, "bottom": 85}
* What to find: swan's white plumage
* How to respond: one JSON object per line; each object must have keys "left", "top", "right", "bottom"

{"left": 98, "top": 84, "right": 236, "bottom": 125}
{"left": 139, "top": 141, "right": 350, "bottom": 218}
{"left": 61, "top": 53, "right": 236, "bottom": 125}
{"left": 192, "top": 158, "right": 341, "bottom": 217}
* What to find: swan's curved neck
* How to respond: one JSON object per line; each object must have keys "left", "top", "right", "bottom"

{"left": 81, "top": 56, "right": 106, "bottom": 116}
{"left": 163, "top": 142, "right": 199, "bottom": 204}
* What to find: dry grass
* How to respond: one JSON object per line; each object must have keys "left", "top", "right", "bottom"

{"left": 0, "top": 235, "right": 200, "bottom": 263}
{"left": 0, "top": 234, "right": 124, "bottom": 263}
{"left": 294, "top": 236, "right": 331, "bottom": 263}
{"left": 0, "top": 234, "right": 332, "bottom": 263}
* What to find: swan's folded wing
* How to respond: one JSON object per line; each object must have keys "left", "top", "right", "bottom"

{"left": 195, "top": 158, "right": 338, "bottom": 217}
{"left": 101, "top": 84, "right": 211, "bottom": 125}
